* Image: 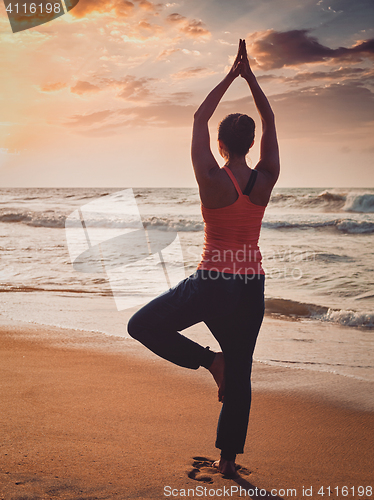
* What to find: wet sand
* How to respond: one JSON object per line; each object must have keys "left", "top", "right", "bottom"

{"left": 0, "top": 320, "right": 373, "bottom": 499}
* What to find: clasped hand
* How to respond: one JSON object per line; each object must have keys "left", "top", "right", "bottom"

{"left": 228, "top": 39, "right": 252, "bottom": 80}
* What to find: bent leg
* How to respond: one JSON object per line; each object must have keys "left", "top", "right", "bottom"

{"left": 127, "top": 272, "right": 216, "bottom": 369}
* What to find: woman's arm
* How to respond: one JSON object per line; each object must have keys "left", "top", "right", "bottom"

{"left": 241, "top": 41, "right": 280, "bottom": 187}
{"left": 191, "top": 41, "right": 243, "bottom": 187}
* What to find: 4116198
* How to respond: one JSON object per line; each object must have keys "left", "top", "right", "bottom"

{"left": 316, "top": 486, "right": 372, "bottom": 497}
{"left": 6, "top": 3, "right": 62, "bottom": 13}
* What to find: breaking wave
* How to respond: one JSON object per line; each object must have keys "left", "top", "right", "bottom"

{"left": 2, "top": 208, "right": 373, "bottom": 235}
{"left": 0, "top": 211, "right": 66, "bottom": 228}
{"left": 263, "top": 218, "right": 374, "bottom": 234}
{"left": 142, "top": 217, "right": 203, "bottom": 232}
{"left": 270, "top": 190, "right": 374, "bottom": 213}
{"left": 265, "top": 297, "right": 374, "bottom": 329}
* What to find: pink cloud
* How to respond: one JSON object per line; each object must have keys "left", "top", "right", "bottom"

{"left": 248, "top": 30, "right": 374, "bottom": 70}
{"left": 166, "top": 12, "right": 210, "bottom": 39}
{"left": 70, "top": 81, "right": 101, "bottom": 94}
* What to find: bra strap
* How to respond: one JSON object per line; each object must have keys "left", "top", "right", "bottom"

{"left": 243, "top": 169, "right": 258, "bottom": 197}
{"left": 222, "top": 166, "right": 242, "bottom": 196}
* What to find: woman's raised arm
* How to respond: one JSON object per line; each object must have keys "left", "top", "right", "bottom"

{"left": 240, "top": 41, "right": 280, "bottom": 188}
{"left": 191, "top": 41, "right": 243, "bottom": 187}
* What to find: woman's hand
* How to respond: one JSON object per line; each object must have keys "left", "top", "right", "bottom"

{"left": 228, "top": 39, "right": 244, "bottom": 79}
{"left": 239, "top": 39, "right": 253, "bottom": 81}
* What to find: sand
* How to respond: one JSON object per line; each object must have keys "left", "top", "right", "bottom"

{"left": 0, "top": 319, "right": 373, "bottom": 500}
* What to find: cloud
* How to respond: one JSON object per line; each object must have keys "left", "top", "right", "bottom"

{"left": 70, "top": 0, "right": 135, "bottom": 18}
{"left": 166, "top": 13, "right": 185, "bottom": 22}
{"left": 166, "top": 12, "right": 211, "bottom": 39}
{"left": 118, "top": 103, "right": 195, "bottom": 126}
{"left": 284, "top": 67, "right": 373, "bottom": 85}
{"left": 70, "top": 81, "right": 101, "bottom": 94}
{"left": 40, "top": 82, "right": 68, "bottom": 92}
{"left": 56, "top": 76, "right": 157, "bottom": 101}
{"left": 59, "top": 78, "right": 374, "bottom": 141}
{"left": 277, "top": 83, "right": 374, "bottom": 138}
{"left": 69, "top": 0, "right": 163, "bottom": 18}
{"left": 264, "top": 83, "right": 373, "bottom": 138}
{"left": 216, "top": 81, "right": 374, "bottom": 143}
{"left": 99, "top": 75, "right": 157, "bottom": 101}
{"left": 65, "top": 102, "right": 195, "bottom": 136}
{"left": 182, "top": 49, "right": 201, "bottom": 56}
{"left": 169, "top": 91, "right": 193, "bottom": 102}
{"left": 68, "top": 110, "right": 114, "bottom": 126}
{"left": 156, "top": 47, "right": 201, "bottom": 61}
{"left": 156, "top": 48, "right": 180, "bottom": 60}
{"left": 172, "top": 66, "right": 216, "bottom": 80}
{"left": 256, "top": 74, "right": 279, "bottom": 83}
{"left": 247, "top": 29, "right": 374, "bottom": 69}
{"left": 137, "top": 0, "right": 158, "bottom": 11}
{"left": 254, "top": 67, "right": 374, "bottom": 87}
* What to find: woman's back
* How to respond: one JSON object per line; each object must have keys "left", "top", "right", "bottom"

{"left": 198, "top": 166, "right": 266, "bottom": 275}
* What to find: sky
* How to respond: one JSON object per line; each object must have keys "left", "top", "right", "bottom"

{"left": 0, "top": 0, "right": 373, "bottom": 187}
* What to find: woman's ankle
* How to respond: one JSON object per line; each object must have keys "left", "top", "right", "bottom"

{"left": 221, "top": 450, "right": 236, "bottom": 462}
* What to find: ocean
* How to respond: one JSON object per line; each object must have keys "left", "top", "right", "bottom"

{"left": 1, "top": 187, "right": 373, "bottom": 381}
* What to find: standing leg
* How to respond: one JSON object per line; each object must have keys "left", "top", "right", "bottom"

{"left": 205, "top": 275, "right": 265, "bottom": 462}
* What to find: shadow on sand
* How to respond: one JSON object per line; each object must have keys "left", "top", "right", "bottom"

{"left": 188, "top": 456, "right": 284, "bottom": 499}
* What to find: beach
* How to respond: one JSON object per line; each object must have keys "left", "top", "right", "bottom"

{"left": 1, "top": 186, "right": 373, "bottom": 498}
{"left": 1, "top": 316, "right": 373, "bottom": 500}
{"left": 2, "top": 0, "right": 374, "bottom": 495}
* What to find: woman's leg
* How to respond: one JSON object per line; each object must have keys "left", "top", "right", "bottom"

{"left": 128, "top": 270, "right": 264, "bottom": 466}
{"left": 127, "top": 271, "right": 220, "bottom": 370}
{"left": 205, "top": 274, "right": 265, "bottom": 457}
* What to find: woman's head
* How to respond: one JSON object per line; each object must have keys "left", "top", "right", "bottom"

{"left": 218, "top": 113, "right": 255, "bottom": 159}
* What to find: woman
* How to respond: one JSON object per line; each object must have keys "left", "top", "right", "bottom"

{"left": 128, "top": 39, "right": 279, "bottom": 477}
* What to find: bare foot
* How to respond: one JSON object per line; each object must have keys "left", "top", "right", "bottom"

{"left": 213, "top": 458, "right": 237, "bottom": 477}
{"left": 208, "top": 352, "right": 225, "bottom": 402}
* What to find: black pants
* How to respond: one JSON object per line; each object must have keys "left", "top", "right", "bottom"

{"left": 127, "top": 270, "right": 265, "bottom": 455}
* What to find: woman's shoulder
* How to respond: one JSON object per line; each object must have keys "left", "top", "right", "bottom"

{"left": 198, "top": 167, "right": 239, "bottom": 209}
{"left": 249, "top": 168, "right": 276, "bottom": 206}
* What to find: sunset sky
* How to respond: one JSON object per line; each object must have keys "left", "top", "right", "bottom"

{"left": 1, "top": 0, "right": 373, "bottom": 187}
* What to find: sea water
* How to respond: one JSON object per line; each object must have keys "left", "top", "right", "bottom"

{"left": 1, "top": 187, "right": 373, "bottom": 380}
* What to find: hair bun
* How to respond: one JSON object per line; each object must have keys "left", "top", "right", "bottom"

{"left": 218, "top": 113, "right": 255, "bottom": 158}
{"left": 235, "top": 114, "right": 253, "bottom": 131}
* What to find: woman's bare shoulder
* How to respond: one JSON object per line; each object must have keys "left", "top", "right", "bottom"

{"left": 198, "top": 168, "right": 238, "bottom": 209}
{"left": 249, "top": 168, "right": 277, "bottom": 206}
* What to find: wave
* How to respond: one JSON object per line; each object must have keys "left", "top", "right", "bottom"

{"left": 314, "top": 252, "right": 354, "bottom": 263}
{"left": 270, "top": 190, "right": 374, "bottom": 213}
{"left": 2, "top": 209, "right": 373, "bottom": 234}
{"left": 78, "top": 192, "right": 111, "bottom": 200}
{"left": 0, "top": 210, "right": 205, "bottom": 232}
{"left": 3, "top": 284, "right": 371, "bottom": 329}
{"left": 343, "top": 193, "right": 374, "bottom": 213}
{"left": 265, "top": 298, "right": 328, "bottom": 318}
{"left": 263, "top": 218, "right": 374, "bottom": 234}
{"left": 143, "top": 216, "right": 203, "bottom": 232}
{"left": 1, "top": 284, "right": 113, "bottom": 296}
{"left": 265, "top": 297, "right": 374, "bottom": 329}
{"left": 323, "top": 309, "right": 374, "bottom": 329}
{"left": 0, "top": 211, "right": 66, "bottom": 228}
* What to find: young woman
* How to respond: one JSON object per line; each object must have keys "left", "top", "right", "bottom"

{"left": 128, "top": 39, "right": 279, "bottom": 477}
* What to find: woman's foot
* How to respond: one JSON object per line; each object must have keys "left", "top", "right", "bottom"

{"left": 208, "top": 352, "right": 225, "bottom": 402}
{"left": 213, "top": 458, "right": 237, "bottom": 477}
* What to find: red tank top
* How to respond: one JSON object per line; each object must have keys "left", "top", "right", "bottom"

{"left": 197, "top": 166, "right": 266, "bottom": 275}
